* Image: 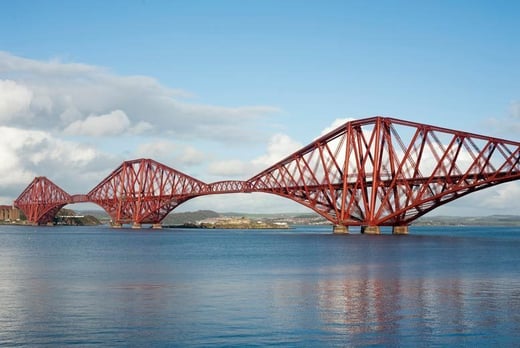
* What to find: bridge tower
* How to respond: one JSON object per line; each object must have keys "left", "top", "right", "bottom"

{"left": 14, "top": 176, "right": 72, "bottom": 225}
{"left": 86, "top": 158, "right": 208, "bottom": 227}
{"left": 12, "top": 117, "right": 520, "bottom": 232}
{"left": 247, "top": 117, "right": 520, "bottom": 234}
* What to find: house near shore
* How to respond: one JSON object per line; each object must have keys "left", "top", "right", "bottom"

{"left": 0, "top": 205, "right": 20, "bottom": 222}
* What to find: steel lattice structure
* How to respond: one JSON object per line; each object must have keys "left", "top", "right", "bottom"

{"left": 14, "top": 177, "right": 72, "bottom": 225}
{"left": 14, "top": 117, "right": 520, "bottom": 227}
{"left": 248, "top": 117, "right": 520, "bottom": 226}
{"left": 86, "top": 158, "right": 208, "bottom": 225}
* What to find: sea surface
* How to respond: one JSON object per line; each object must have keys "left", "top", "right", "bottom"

{"left": 0, "top": 224, "right": 519, "bottom": 347}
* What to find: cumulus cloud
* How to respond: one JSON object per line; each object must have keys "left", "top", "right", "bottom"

{"left": 252, "top": 133, "right": 303, "bottom": 167}
{"left": 203, "top": 130, "right": 305, "bottom": 181}
{"left": 0, "top": 51, "right": 285, "bottom": 208}
{"left": 179, "top": 146, "right": 206, "bottom": 166}
{"left": 0, "top": 130, "right": 35, "bottom": 186}
{"left": 0, "top": 80, "right": 33, "bottom": 122}
{"left": 135, "top": 140, "right": 206, "bottom": 168}
{"left": 483, "top": 100, "right": 520, "bottom": 136}
{"left": 0, "top": 52, "right": 100, "bottom": 76}
{"left": 0, "top": 126, "right": 119, "bottom": 203}
{"left": 318, "top": 117, "right": 355, "bottom": 137}
{"left": 0, "top": 51, "right": 279, "bottom": 142}
{"left": 476, "top": 182, "right": 520, "bottom": 211}
{"left": 432, "top": 181, "right": 520, "bottom": 216}
{"left": 206, "top": 118, "right": 352, "bottom": 181}
{"left": 130, "top": 121, "right": 153, "bottom": 134}
{"left": 64, "top": 110, "right": 131, "bottom": 136}
{"left": 208, "top": 160, "right": 251, "bottom": 177}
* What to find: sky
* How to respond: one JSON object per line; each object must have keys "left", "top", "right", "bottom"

{"left": 0, "top": 0, "right": 519, "bottom": 216}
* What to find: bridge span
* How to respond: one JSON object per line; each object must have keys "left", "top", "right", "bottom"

{"left": 14, "top": 117, "right": 520, "bottom": 234}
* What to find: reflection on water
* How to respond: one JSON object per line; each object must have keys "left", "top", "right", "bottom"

{"left": 313, "top": 277, "right": 520, "bottom": 346}
{"left": 0, "top": 225, "right": 519, "bottom": 346}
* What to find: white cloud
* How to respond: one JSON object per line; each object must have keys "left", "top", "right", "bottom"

{"left": 477, "top": 182, "right": 520, "bottom": 211}
{"left": 252, "top": 133, "right": 303, "bottom": 167}
{"left": 179, "top": 146, "right": 206, "bottom": 166}
{"left": 0, "top": 126, "right": 118, "bottom": 203}
{"left": 431, "top": 181, "right": 520, "bottom": 216}
{"left": 208, "top": 160, "right": 251, "bottom": 177}
{"left": 59, "top": 106, "right": 81, "bottom": 123}
{"left": 0, "top": 52, "right": 100, "bottom": 76}
{"left": 0, "top": 80, "right": 33, "bottom": 122}
{"left": 0, "top": 51, "right": 279, "bottom": 142}
{"left": 135, "top": 140, "right": 206, "bottom": 168}
{"left": 319, "top": 117, "right": 355, "bottom": 137}
{"left": 64, "top": 109, "right": 131, "bottom": 136}
{"left": 129, "top": 121, "right": 153, "bottom": 134}
{"left": 135, "top": 140, "right": 173, "bottom": 159}
{"left": 202, "top": 131, "right": 303, "bottom": 182}
{"left": 483, "top": 100, "right": 520, "bottom": 136}
{"left": 205, "top": 119, "right": 353, "bottom": 181}
{"left": 0, "top": 51, "right": 283, "bottom": 209}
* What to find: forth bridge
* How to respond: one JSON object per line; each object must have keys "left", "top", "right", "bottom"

{"left": 14, "top": 117, "right": 520, "bottom": 234}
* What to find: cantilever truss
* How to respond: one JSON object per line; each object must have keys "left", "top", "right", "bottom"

{"left": 87, "top": 158, "right": 207, "bottom": 224}
{"left": 13, "top": 117, "right": 520, "bottom": 226}
{"left": 14, "top": 177, "right": 72, "bottom": 225}
{"left": 248, "top": 117, "right": 520, "bottom": 226}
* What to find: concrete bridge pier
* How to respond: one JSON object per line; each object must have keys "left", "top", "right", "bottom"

{"left": 152, "top": 223, "right": 162, "bottom": 229}
{"left": 392, "top": 226, "right": 409, "bottom": 235}
{"left": 361, "top": 226, "right": 381, "bottom": 235}
{"left": 111, "top": 222, "right": 123, "bottom": 228}
{"left": 132, "top": 223, "right": 142, "bottom": 229}
{"left": 333, "top": 225, "right": 349, "bottom": 234}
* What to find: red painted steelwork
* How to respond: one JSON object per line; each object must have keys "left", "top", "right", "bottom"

{"left": 248, "top": 117, "right": 520, "bottom": 226}
{"left": 14, "top": 177, "right": 72, "bottom": 225}
{"left": 14, "top": 117, "right": 520, "bottom": 227}
{"left": 208, "top": 180, "right": 250, "bottom": 193}
{"left": 86, "top": 158, "right": 208, "bottom": 225}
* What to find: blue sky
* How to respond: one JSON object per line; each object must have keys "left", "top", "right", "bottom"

{"left": 0, "top": 0, "right": 519, "bottom": 215}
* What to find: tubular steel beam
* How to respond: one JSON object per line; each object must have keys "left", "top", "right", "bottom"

{"left": 13, "top": 117, "right": 520, "bottom": 228}
{"left": 247, "top": 117, "right": 520, "bottom": 227}
{"left": 14, "top": 176, "right": 72, "bottom": 225}
{"left": 87, "top": 158, "right": 208, "bottom": 225}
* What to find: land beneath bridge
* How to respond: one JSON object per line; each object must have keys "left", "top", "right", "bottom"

{"left": 4, "top": 208, "right": 520, "bottom": 228}
{"left": 75, "top": 210, "right": 520, "bottom": 227}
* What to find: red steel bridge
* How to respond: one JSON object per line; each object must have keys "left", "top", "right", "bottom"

{"left": 14, "top": 117, "right": 520, "bottom": 234}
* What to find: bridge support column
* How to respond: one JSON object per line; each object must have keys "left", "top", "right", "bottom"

{"left": 333, "top": 225, "right": 349, "bottom": 234}
{"left": 152, "top": 223, "right": 162, "bottom": 229}
{"left": 111, "top": 222, "right": 123, "bottom": 229}
{"left": 361, "top": 226, "right": 381, "bottom": 235}
{"left": 132, "top": 223, "right": 142, "bottom": 229}
{"left": 392, "top": 226, "right": 409, "bottom": 235}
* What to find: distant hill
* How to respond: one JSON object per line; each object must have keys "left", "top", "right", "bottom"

{"left": 80, "top": 210, "right": 111, "bottom": 221}
{"left": 76, "top": 209, "right": 221, "bottom": 225}
{"left": 73, "top": 208, "right": 520, "bottom": 227}
{"left": 56, "top": 208, "right": 102, "bottom": 226}
{"left": 415, "top": 215, "right": 520, "bottom": 226}
{"left": 75, "top": 209, "right": 325, "bottom": 226}
{"left": 162, "top": 210, "right": 220, "bottom": 225}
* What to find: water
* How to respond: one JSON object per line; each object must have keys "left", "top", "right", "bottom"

{"left": 0, "top": 225, "right": 519, "bottom": 347}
